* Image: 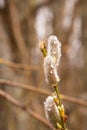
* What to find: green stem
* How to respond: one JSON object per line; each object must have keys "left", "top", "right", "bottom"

{"left": 41, "top": 49, "right": 47, "bottom": 57}
{"left": 54, "top": 84, "right": 61, "bottom": 106}
{"left": 54, "top": 84, "right": 66, "bottom": 130}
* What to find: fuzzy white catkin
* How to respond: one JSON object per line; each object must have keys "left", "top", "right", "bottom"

{"left": 44, "top": 96, "right": 61, "bottom": 128}
{"left": 44, "top": 35, "right": 61, "bottom": 85}
{"left": 44, "top": 55, "right": 60, "bottom": 86}
{"left": 47, "top": 35, "right": 62, "bottom": 66}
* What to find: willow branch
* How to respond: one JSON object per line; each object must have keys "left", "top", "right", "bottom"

{"left": 0, "top": 89, "right": 55, "bottom": 130}
{"left": 0, "top": 58, "right": 39, "bottom": 71}
{"left": 0, "top": 78, "right": 87, "bottom": 107}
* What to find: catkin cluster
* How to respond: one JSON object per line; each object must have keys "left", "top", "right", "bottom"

{"left": 41, "top": 35, "right": 67, "bottom": 130}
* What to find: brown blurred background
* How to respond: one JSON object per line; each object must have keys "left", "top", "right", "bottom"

{"left": 0, "top": 0, "right": 87, "bottom": 130}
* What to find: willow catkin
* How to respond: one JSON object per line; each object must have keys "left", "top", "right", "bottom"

{"left": 44, "top": 96, "right": 61, "bottom": 128}
{"left": 47, "top": 35, "right": 62, "bottom": 66}
{"left": 44, "top": 55, "right": 60, "bottom": 86}
{"left": 43, "top": 35, "right": 62, "bottom": 86}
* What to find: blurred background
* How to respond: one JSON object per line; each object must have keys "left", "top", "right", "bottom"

{"left": 0, "top": 0, "right": 87, "bottom": 130}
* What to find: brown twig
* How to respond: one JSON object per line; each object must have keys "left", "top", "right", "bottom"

{"left": 31, "top": 0, "right": 57, "bottom": 15}
{"left": 0, "top": 78, "right": 51, "bottom": 95}
{"left": 0, "top": 58, "right": 39, "bottom": 71}
{"left": 0, "top": 78, "right": 87, "bottom": 107}
{"left": 61, "top": 94, "right": 87, "bottom": 107}
{"left": 0, "top": 89, "right": 55, "bottom": 130}
{"left": 7, "top": 0, "right": 29, "bottom": 63}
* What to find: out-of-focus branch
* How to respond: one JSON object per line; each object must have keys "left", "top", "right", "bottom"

{"left": 0, "top": 89, "right": 55, "bottom": 130}
{"left": 0, "top": 78, "right": 87, "bottom": 107}
{"left": 61, "top": 94, "right": 87, "bottom": 107}
{"left": 0, "top": 58, "right": 39, "bottom": 71}
{"left": 7, "top": 0, "right": 29, "bottom": 63}
{"left": 31, "top": 0, "right": 57, "bottom": 15}
{"left": 0, "top": 78, "right": 50, "bottom": 95}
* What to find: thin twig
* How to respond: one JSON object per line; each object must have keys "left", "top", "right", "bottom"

{"left": 7, "top": 0, "right": 29, "bottom": 63}
{"left": 0, "top": 78, "right": 87, "bottom": 107}
{"left": 0, "top": 89, "right": 55, "bottom": 130}
{"left": 0, "top": 58, "right": 39, "bottom": 71}
{"left": 61, "top": 94, "right": 87, "bottom": 107}
{"left": 32, "top": 0, "right": 57, "bottom": 15}
{"left": 0, "top": 78, "right": 51, "bottom": 95}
